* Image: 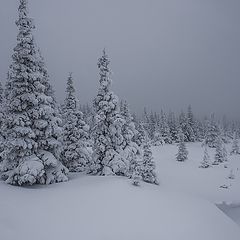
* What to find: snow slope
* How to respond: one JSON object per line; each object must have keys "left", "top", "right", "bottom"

{"left": 1, "top": 175, "right": 240, "bottom": 240}
{"left": 1, "top": 142, "right": 240, "bottom": 240}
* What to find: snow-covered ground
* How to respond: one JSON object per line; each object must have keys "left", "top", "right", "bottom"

{"left": 153, "top": 142, "right": 240, "bottom": 231}
{"left": 153, "top": 142, "right": 240, "bottom": 203}
{"left": 1, "top": 143, "right": 240, "bottom": 240}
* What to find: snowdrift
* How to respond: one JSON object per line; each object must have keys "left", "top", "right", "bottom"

{"left": 1, "top": 175, "right": 240, "bottom": 240}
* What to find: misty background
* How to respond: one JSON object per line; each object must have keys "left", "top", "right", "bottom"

{"left": 0, "top": 0, "right": 240, "bottom": 117}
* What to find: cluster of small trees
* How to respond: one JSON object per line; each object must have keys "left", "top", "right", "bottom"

{"left": 0, "top": 0, "right": 158, "bottom": 187}
{"left": 200, "top": 132, "right": 240, "bottom": 168}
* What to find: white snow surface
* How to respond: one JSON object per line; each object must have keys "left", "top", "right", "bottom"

{"left": 1, "top": 142, "right": 240, "bottom": 240}
{"left": 153, "top": 143, "right": 240, "bottom": 203}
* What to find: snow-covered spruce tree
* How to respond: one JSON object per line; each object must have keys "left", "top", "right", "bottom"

{"left": 221, "top": 115, "right": 233, "bottom": 144}
{"left": 199, "top": 146, "right": 211, "bottom": 168}
{"left": 176, "top": 129, "right": 188, "bottom": 162}
{"left": 61, "top": 73, "right": 91, "bottom": 172}
{"left": 230, "top": 132, "right": 240, "bottom": 155}
{"left": 212, "top": 137, "right": 226, "bottom": 165}
{"left": 203, "top": 114, "right": 220, "bottom": 148}
{"left": 179, "top": 111, "right": 195, "bottom": 142}
{"left": 159, "top": 110, "right": 172, "bottom": 144}
{"left": 91, "top": 50, "right": 127, "bottom": 176}
{"left": 139, "top": 141, "right": 159, "bottom": 185}
{"left": 120, "top": 101, "right": 138, "bottom": 147}
{"left": 151, "top": 124, "right": 165, "bottom": 146}
{"left": 133, "top": 121, "right": 147, "bottom": 147}
{"left": 194, "top": 119, "right": 203, "bottom": 141}
{"left": 167, "top": 111, "right": 179, "bottom": 143}
{"left": 0, "top": 0, "right": 68, "bottom": 185}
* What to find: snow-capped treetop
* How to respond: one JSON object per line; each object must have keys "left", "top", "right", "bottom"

{"left": 63, "top": 73, "right": 79, "bottom": 112}
{"left": 93, "top": 49, "right": 121, "bottom": 116}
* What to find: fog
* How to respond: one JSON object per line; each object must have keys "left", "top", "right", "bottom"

{"left": 0, "top": 0, "right": 240, "bottom": 117}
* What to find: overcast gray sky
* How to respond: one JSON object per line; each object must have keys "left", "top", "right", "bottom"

{"left": 0, "top": 0, "right": 240, "bottom": 117}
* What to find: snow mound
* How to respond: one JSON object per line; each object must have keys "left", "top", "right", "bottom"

{"left": 0, "top": 175, "right": 240, "bottom": 240}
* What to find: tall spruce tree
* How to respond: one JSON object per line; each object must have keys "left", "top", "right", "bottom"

{"left": 179, "top": 111, "right": 195, "bottom": 142}
{"left": 203, "top": 114, "right": 220, "bottom": 148}
{"left": 176, "top": 129, "right": 188, "bottom": 162}
{"left": 160, "top": 110, "right": 172, "bottom": 144}
{"left": 167, "top": 111, "right": 179, "bottom": 143}
{"left": 61, "top": 73, "right": 91, "bottom": 172}
{"left": 0, "top": 0, "right": 68, "bottom": 185}
{"left": 91, "top": 50, "right": 127, "bottom": 176}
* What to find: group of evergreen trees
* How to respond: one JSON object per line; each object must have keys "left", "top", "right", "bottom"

{"left": 0, "top": 1, "right": 239, "bottom": 187}
{"left": 139, "top": 108, "right": 240, "bottom": 148}
{"left": 0, "top": 0, "right": 158, "bottom": 187}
